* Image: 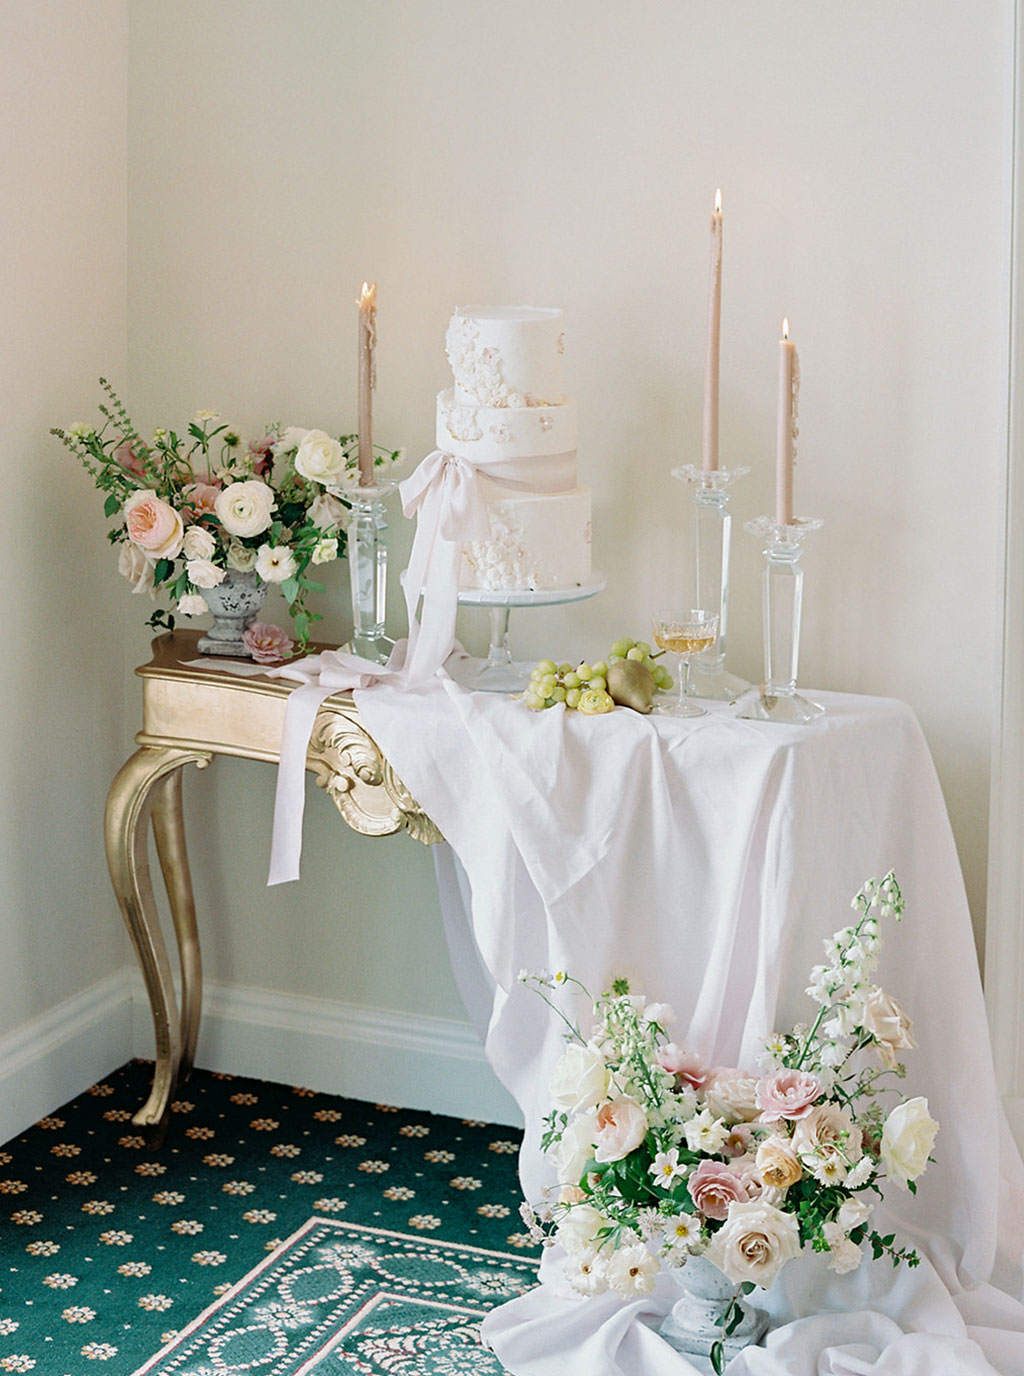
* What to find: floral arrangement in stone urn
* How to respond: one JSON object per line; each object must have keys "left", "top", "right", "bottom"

{"left": 53, "top": 380, "right": 402, "bottom": 657}
{"left": 519, "top": 873, "right": 937, "bottom": 1374}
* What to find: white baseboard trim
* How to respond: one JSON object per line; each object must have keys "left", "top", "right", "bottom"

{"left": 129, "top": 975, "right": 523, "bottom": 1129}
{"left": 0, "top": 971, "right": 133, "bottom": 1144}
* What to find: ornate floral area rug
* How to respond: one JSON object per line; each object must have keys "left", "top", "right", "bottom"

{"left": 132, "top": 1217, "right": 537, "bottom": 1375}
{"left": 0, "top": 1060, "right": 538, "bottom": 1375}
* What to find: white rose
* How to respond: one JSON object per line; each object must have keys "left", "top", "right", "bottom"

{"left": 214, "top": 479, "right": 275, "bottom": 538}
{"left": 309, "top": 491, "right": 349, "bottom": 532}
{"left": 295, "top": 428, "right": 345, "bottom": 485}
{"left": 704, "top": 1072, "right": 761, "bottom": 1124}
{"left": 182, "top": 525, "right": 217, "bottom": 560}
{"left": 549, "top": 1043, "right": 610, "bottom": 1116}
{"left": 555, "top": 1203, "right": 608, "bottom": 1258}
{"left": 117, "top": 542, "right": 155, "bottom": 597}
{"left": 861, "top": 985, "right": 916, "bottom": 1069}
{"left": 177, "top": 593, "right": 208, "bottom": 617}
{"left": 311, "top": 537, "right": 339, "bottom": 565}
{"left": 552, "top": 1111, "right": 598, "bottom": 1184}
{"left": 791, "top": 1102, "right": 861, "bottom": 1168}
{"left": 185, "top": 558, "right": 226, "bottom": 590}
{"left": 705, "top": 1199, "right": 802, "bottom": 1289}
{"left": 880, "top": 1097, "right": 938, "bottom": 1189}
{"left": 255, "top": 544, "right": 298, "bottom": 584}
{"left": 225, "top": 539, "right": 258, "bottom": 572}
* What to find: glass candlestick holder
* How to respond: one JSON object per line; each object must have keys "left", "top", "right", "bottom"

{"left": 671, "top": 464, "right": 751, "bottom": 701}
{"left": 342, "top": 481, "right": 398, "bottom": 664}
{"left": 738, "top": 515, "right": 824, "bottom": 724}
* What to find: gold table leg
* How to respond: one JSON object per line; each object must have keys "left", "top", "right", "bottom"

{"left": 105, "top": 745, "right": 212, "bottom": 1142}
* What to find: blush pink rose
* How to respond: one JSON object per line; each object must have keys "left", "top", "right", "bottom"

{"left": 687, "top": 1158, "right": 755, "bottom": 1221}
{"left": 114, "top": 439, "right": 146, "bottom": 477}
{"left": 182, "top": 481, "right": 221, "bottom": 520}
{"left": 593, "top": 1097, "right": 648, "bottom": 1163}
{"left": 242, "top": 621, "right": 295, "bottom": 665}
{"left": 655, "top": 1044, "right": 709, "bottom": 1090}
{"left": 755, "top": 1069, "right": 825, "bottom": 1123}
{"left": 124, "top": 490, "right": 184, "bottom": 560}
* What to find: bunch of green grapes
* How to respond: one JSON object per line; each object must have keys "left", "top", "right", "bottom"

{"left": 525, "top": 637, "right": 673, "bottom": 712}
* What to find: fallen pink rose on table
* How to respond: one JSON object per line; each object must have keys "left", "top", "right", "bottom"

{"left": 242, "top": 621, "right": 295, "bottom": 665}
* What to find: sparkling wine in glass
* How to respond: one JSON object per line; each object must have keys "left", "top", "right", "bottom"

{"left": 652, "top": 610, "right": 720, "bottom": 717}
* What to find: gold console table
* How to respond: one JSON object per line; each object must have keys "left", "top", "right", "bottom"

{"left": 105, "top": 631, "right": 441, "bottom": 1142}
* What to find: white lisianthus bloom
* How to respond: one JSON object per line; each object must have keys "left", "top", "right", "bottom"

{"left": 822, "top": 1221, "right": 864, "bottom": 1274}
{"left": 683, "top": 1108, "right": 730, "bottom": 1155}
{"left": 555, "top": 1203, "right": 608, "bottom": 1258}
{"left": 605, "top": 1242, "right": 659, "bottom": 1299}
{"left": 182, "top": 525, "right": 217, "bottom": 560}
{"left": 295, "top": 429, "right": 345, "bottom": 485}
{"left": 552, "top": 1111, "right": 598, "bottom": 1185}
{"left": 311, "top": 537, "right": 339, "bottom": 565}
{"left": 549, "top": 1043, "right": 610, "bottom": 1116}
{"left": 309, "top": 492, "right": 349, "bottom": 532}
{"left": 705, "top": 1199, "right": 802, "bottom": 1289}
{"left": 837, "top": 1196, "right": 873, "bottom": 1231}
{"left": 255, "top": 544, "right": 298, "bottom": 584}
{"left": 177, "top": 593, "right": 208, "bottom": 616}
{"left": 880, "top": 1097, "right": 938, "bottom": 1189}
{"left": 118, "top": 542, "right": 155, "bottom": 597}
{"left": 225, "top": 540, "right": 258, "bottom": 572}
{"left": 185, "top": 558, "right": 226, "bottom": 590}
{"left": 214, "top": 480, "right": 275, "bottom": 538}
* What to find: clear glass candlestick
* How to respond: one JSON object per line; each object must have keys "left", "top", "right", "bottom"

{"left": 671, "top": 464, "right": 751, "bottom": 701}
{"left": 343, "top": 481, "right": 398, "bottom": 664}
{"left": 738, "top": 515, "right": 824, "bottom": 724}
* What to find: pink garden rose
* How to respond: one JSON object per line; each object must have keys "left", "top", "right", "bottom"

{"left": 124, "top": 490, "right": 184, "bottom": 560}
{"left": 705, "top": 1199, "right": 803, "bottom": 1288}
{"left": 182, "top": 481, "right": 221, "bottom": 520}
{"left": 755, "top": 1068, "right": 825, "bottom": 1123}
{"left": 687, "top": 1158, "right": 755, "bottom": 1221}
{"left": 655, "top": 1044, "right": 709, "bottom": 1090}
{"left": 113, "top": 439, "right": 146, "bottom": 477}
{"left": 242, "top": 621, "right": 295, "bottom": 665}
{"left": 593, "top": 1097, "right": 648, "bottom": 1163}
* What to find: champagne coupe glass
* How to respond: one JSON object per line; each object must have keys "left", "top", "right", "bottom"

{"left": 652, "top": 610, "right": 720, "bottom": 718}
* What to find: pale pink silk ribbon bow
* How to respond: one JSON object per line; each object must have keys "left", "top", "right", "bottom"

{"left": 266, "top": 450, "right": 489, "bottom": 884}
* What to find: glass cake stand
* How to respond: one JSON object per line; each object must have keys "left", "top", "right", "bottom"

{"left": 447, "top": 573, "right": 608, "bottom": 693}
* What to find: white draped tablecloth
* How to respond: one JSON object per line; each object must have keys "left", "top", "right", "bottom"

{"left": 350, "top": 679, "right": 1024, "bottom": 1375}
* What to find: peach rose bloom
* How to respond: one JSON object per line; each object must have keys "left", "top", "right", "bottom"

{"left": 756, "top": 1135, "right": 804, "bottom": 1189}
{"left": 755, "top": 1068, "right": 824, "bottom": 1123}
{"left": 861, "top": 985, "right": 916, "bottom": 1069}
{"left": 687, "top": 1158, "right": 754, "bottom": 1221}
{"left": 124, "top": 491, "right": 184, "bottom": 560}
{"left": 593, "top": 1097, "right": 648, "bottom": 1163}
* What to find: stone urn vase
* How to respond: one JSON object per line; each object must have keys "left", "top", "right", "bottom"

{"left": 197, "top": 570, "right": 267, "bottom": 657}
{"left": 659, "top": 1254, "right": 769, "bottom": 1373}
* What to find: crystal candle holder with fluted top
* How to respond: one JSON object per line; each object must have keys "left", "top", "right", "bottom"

{"left": 343, "top": 480, "right": 398, "bottom": 664}
{"left": 671, "top": 464, "right": 751, "bottom": 701}
{"left": 739, "top": 514, "right": 823, "bottom": 724}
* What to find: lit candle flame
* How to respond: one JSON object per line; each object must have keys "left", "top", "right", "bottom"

{"left": 358, "top": 280, "right": 377, "bottom": 308}
{"left": 714, "top": 187, "right": 722, "bottom": 215}
{"left": 782, "top": 317, "right": 790, "bottom": 341}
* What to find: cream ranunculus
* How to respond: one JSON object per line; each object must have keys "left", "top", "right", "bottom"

{"left": 295, "top": 429, "right": 345, "bottom": 485}
{"left": 214, "top": 479, "right": 275, "bottom": 538}
{"left": 549, "top": 1043, "right": 611, "bottom": 1116}
{"left": 185, "top": 557, "right": 226, "bottom": 590}
{"left": 124, "top": 490, "right": 185, "bottom": 560}
{"left": 255, "top": 544, "right": 298, "bottom": 584}
{"left": 880, "top": 1097, "right": 938, "bottom": 1189}
{"left": 182, "top": 525, "right": 217, "bottom": 560}
{"left": 861, "top": 985, "right": 916, "bottom": 1069}
{"left": 225, "top": 539, "right": 258, "bottom": 572}
{"left": 705, "top": 1198, "right": 803, "bottom": 1289}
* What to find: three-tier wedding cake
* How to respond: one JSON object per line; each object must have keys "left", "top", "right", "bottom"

{"left": 436, "top": 306, "right": 592, "bottom": 591}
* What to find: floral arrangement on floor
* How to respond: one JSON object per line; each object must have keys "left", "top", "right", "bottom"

{"left": 520, "top": 873, "right": 937, "bottom": 1359}
{"left": 53, "top": 380, "right": 403, "bottom": 650}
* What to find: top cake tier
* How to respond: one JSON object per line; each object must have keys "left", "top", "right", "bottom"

{"left": 446, "top": 306, "right": 565, "bottom": 408}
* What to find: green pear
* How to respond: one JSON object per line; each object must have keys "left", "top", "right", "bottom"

{"left": 606, "top": 658, "right": 655, "bottom": 713}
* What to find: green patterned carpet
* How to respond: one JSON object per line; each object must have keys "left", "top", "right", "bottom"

{"left": 0, "top": 1060, "right": 539, "bottom": 1375}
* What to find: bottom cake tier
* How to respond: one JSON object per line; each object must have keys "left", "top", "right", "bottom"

{"left": 460, "top": 485, "right": 592, "bottom": 592}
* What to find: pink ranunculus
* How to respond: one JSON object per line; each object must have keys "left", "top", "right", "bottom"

{"left": 655, "top": 1044, "right": 709, "bottom": 1090}
{"left": 113, "top": 439, "right": 146, "bottom": 477}
{"left": 755, "top": 1068, "right": 825, "bottom": 1123}
{"left": 124, "top": 490, "right": 184, "bottom": 560}
{"left": 687, "top": 1158, "right": 755, "bottom": 1221}
{"left": 242, "top": 621, "right": 295, "bottom": 665}
{"left": 182, "top": 481, "right": 221, "bottom": 521}
{"left": 593, "top": 1097, "right": 648, "bottom": 1163}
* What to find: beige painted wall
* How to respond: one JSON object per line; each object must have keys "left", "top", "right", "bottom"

{"left": 2, "top": 3, "right": 1012, "bottom": 1089}
{"left": 0, "top": 1, "right": 129, "bottom": 1040}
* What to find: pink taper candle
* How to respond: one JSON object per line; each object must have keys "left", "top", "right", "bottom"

{"left": 775, "top": 318, "right": 798, "bottom": 525}
{"left": 702, "top": 189, "right": 723, "bottom": 471}
{"left": 357, "top": 281, "right": 377, "bottom": 486}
